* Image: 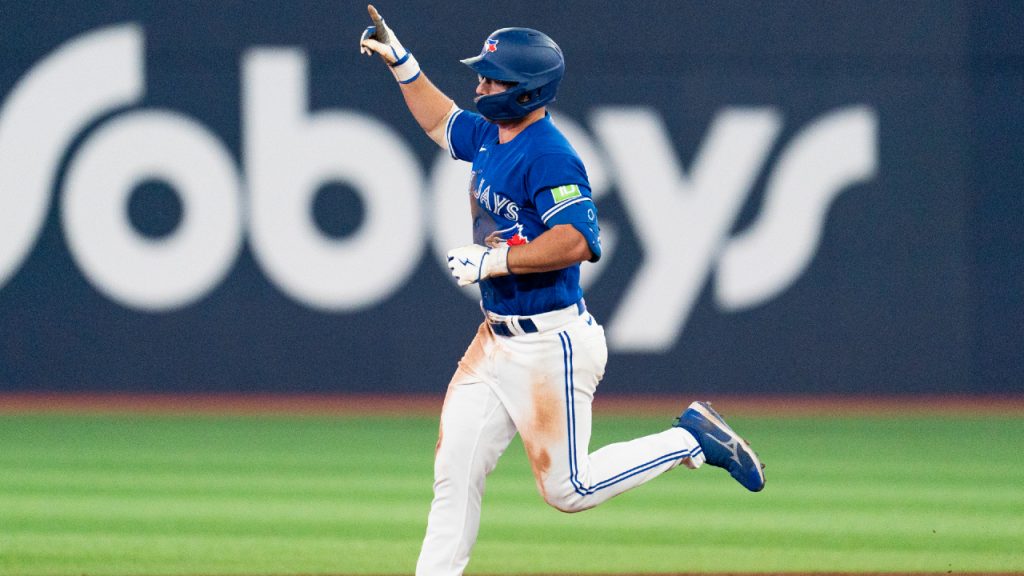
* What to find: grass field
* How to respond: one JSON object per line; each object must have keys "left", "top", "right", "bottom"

{"left": 0, "top": 405, "right": 1022, "bottom": 575}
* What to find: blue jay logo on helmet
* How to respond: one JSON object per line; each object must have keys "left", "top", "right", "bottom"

{"left": 461, "top": 27, "right": 565, "bottom": 121}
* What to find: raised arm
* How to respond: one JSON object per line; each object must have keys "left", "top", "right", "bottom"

{"left": 359, "top": 5, "right": 458, "bottom": 148}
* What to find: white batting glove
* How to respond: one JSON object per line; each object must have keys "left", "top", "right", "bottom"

{"left": 446, "top": 243, "right": 510, "bottom": 287}
{"left": 359, "top": 5, "right": 421, "bottom": 84}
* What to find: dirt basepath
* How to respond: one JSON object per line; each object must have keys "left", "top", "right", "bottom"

{"left": 1, "top": 393, "right": 1022, "bottom": 416}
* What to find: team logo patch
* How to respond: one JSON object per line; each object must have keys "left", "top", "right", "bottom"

{"left": 507, "top": 232, "right": 529, "bottom": 246}
{"left": 485, "top": 38, "right": 499, "bottom": 52}
{"left": 498, "top": 223, "right": 529, "bottom": 245}
{"left": 551, "top": 184, "right": 582, "bottom": 203}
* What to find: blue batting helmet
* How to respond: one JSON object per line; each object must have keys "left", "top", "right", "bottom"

{"left": 461, "top": 28, "right": 565, "bottom": 121}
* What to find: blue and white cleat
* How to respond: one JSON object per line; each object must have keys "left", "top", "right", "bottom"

{"left": 675, "top": 401, "right": 765, "bottom": 492}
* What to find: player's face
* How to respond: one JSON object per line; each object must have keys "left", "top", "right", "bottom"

{"left": 476, "top": 74, "right": 516, "bottom": 96}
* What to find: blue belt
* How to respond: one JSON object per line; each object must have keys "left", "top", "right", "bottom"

{"left": 487, "top": 300, "right": 585, "bottom": 337}
{"left": 489, "top": 318, "right": 537, "bottom": 337}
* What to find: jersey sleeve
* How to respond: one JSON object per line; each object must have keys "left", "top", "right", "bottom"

{"left": 445, "top": 109, "right": 496, "bottom": 162}
{"left": 528, "top": 153, "right": 602, "bottom": 262}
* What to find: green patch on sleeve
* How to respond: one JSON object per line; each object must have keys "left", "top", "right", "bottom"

{"left": 551, "top": 184, "right": 582, "bottom": 203}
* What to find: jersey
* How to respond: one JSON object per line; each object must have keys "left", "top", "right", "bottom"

{"left": 445, "top": 110, "right": 601, "bottom": 316}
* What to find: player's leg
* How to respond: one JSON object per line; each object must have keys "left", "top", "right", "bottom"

{"left": 544, "top": 386, "right": 703, "bottom": 512}
{"left": 416, "top": 329, "right": 517, "bottom": 576}
{"left": 501, "top": 316, "right": 705, "bottom": 512}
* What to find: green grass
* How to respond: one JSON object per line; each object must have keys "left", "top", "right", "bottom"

{"left": 0, "top": 412, "right": 1022, "bottom": 574}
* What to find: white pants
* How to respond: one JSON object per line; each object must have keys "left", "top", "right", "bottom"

{"left": 415, "top": 310, "right": 704, "bottom": 576}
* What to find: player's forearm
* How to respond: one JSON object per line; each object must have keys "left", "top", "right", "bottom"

{"left": 398, "top": 75, "right": 456, "bottom": 141}
{"left": 506, "top": 224, "right": 592, "bottom": 274}
{"left": 359, "top": 5, "right": 455, "bottom": 148}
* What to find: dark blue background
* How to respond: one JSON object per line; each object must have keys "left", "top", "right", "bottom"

{"left": 0, "top": 1, "right": 1020, "bottom": 396}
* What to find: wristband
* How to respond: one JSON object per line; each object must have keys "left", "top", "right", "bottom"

{"left": 488, "top": 243, "right": 510, "bottom": 277}
{"left": 389, "top": 52, "right": 421, "bottom": 84}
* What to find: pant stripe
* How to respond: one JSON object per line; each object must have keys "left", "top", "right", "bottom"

{"left": 558, "top": 331, "right": 702, "bottom": 497}
{"left": 560, "top": 332, "right": 584, "bottom": 495}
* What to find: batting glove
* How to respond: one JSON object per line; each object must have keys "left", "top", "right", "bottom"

{"left": 359, "top": 5, "right": 421, "bottom": 84}
{"left": 446, "top": 243, "right": 510, "bottom": 287}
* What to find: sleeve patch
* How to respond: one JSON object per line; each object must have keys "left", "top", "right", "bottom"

{"left": 550, "top": 184, "right": 582, "bottom": 203}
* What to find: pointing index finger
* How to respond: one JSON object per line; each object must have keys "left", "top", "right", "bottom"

{"left": 366, "top": 5, "right": 390, "bottom": 43}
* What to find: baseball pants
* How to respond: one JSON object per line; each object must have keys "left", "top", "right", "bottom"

{"left": 415, "top": 305, "right": 705, "bottom": 576}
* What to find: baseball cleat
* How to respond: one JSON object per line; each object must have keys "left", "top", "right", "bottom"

{"left": 675, "top": 401, "right": 765, "bottom": 492}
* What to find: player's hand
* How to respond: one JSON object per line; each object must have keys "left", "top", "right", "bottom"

{"left": 446, "top": 243, "right": 510, "bottom": 287}
{"left": 359, "top": 5, "right": 421, "bottom": 83}
{"left": 359, "top": 5, "right": 400, "bottom": 63}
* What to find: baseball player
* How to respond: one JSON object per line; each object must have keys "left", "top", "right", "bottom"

{"left": 359, "top": 6, "right": 765, "bottom": 575}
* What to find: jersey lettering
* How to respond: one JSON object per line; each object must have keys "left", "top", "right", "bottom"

{"left": 474, "top": 176, "right": 521, "bottom": 222}
{"left": 494, "top": 196, "right": 511, "bottom": 214}
{"left": 479, "top": 185, "right": 492, "bottom": 210}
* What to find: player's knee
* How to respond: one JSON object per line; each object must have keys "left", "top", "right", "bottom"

{"left": 541, "top": 484, "right": 593, "bottom": 514}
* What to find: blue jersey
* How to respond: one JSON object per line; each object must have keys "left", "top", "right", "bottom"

{"left": 446, "top": 110, "right": 601, "bottom": 316}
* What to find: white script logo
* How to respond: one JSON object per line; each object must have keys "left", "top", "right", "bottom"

{"left": 0, "top": 25, "right": 877, "bottom": 352}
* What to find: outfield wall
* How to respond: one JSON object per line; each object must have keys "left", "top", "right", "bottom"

{"left": 0, "top": 2, "right": 1021, "bottom": 395}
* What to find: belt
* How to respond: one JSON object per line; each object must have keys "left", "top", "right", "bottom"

{"left": 485, "top": 300, "right": 586, "bottom": 337}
